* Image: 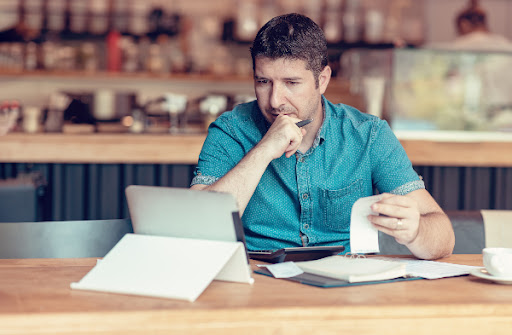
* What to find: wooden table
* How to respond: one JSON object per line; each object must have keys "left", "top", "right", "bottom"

{"left": 1, "top": 255, "right": 511, "bottom": 335}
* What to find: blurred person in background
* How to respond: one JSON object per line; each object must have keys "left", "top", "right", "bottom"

{"left": 451, "top": 0, "right": 512, "bottom": 52}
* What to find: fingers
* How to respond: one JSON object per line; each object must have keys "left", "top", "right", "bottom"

{"left": 370, "top": 214, "right": 418, "bottom": 245}
{"left": 372, "top": 193, "right": 417, "bottom": 214}
{"left": 369, "top": 214, "right": 406, "bottom": 232}
{"left": 262, "top": 115, "right": 305, "bottom": 159}
{"left": 371, "top": 194, "right": 418, "bottom": 222}
{"left": 368, "top": 193, "right": 420, "bottom": 245}
{"left": 284, "top": 128, "right": 304, "bottom": 157}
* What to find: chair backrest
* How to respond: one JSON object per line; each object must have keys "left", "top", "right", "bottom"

{"left": 0, "top": 219, "right": 133, "bottom": 259}
{"left": 378, "top": 211, "right": 485, "bottom": 255}
{"left": 0, "top": 185, "right": 38, "bottom": 222}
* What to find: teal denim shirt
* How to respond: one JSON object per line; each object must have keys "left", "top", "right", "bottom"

{"left": 191, "top": 96, "right": 424, "bottom": 251}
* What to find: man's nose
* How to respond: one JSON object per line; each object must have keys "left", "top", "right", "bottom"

{"left": 270, "top": 83, "right": 286, "bottom": 110}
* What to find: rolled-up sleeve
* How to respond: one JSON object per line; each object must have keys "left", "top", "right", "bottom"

{"left": 191, "top": 116, "right": 246, "bottom": 186}
{"left": 369, "top": 120, "right": 424, "bottom": 195}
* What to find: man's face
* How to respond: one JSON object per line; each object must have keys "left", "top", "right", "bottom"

{"left": 253, "top": 57, "right": 330, "bottom": 124}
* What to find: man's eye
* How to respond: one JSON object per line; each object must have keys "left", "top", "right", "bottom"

{"left": 256, "top": 79, "right": 269, "bottom": 84}
{"left": 288, "top": 81, "right": 299, "bottom": 85}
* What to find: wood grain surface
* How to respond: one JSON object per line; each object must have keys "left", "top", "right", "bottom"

{"left": 1, "top": 255, "right": 511, "bottom": 335}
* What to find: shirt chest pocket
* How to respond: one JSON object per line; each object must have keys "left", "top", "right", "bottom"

{"left": 319, "top": 179, "right": 364, "bottom": 233}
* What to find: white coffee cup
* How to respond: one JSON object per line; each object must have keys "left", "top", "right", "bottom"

{"left": 483, "top": 248, "right": 512, "bottom": 277}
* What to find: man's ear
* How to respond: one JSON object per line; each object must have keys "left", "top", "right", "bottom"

{"left": 318, "top": 66, "right": 332, "bottom": 94}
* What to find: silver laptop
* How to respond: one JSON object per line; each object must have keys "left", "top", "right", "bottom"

{"left": 125, "top": 185, "right": 245, "bottom": 244}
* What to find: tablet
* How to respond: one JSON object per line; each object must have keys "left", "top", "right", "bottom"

{"left": 125, "top": 185, "right": 240, "bottom": 242}
{"left": 248, "top": 245, "right": 345, "bottom": 263}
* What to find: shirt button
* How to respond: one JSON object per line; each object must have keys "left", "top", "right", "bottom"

{"left": 300, "top": 157, "right": 305, "bottom": 163}
{"left": 302, "top": 193, "right": 309, "bottom": 200}
{"left": 304, "top": 224, "right": 309, "bottom": 229}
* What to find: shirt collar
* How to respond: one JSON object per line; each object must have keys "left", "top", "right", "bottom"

{"left": 313, "top": 95, "right": 329, "bottom": 147}
{"left": 252, "top": 102, "right": 270, "bottom": 134}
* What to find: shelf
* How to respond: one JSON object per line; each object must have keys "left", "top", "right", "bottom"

{"left": 0, "top": 69, "right": 254, "bottom": 83}
{"left": 0, "top": 69, "right": 351, "bottom": 88}
{"left": 0, "top": 69, "right": 361, "bottom": 107}
{"left": 1, "top": 132, "right": 511, "bottom": 167}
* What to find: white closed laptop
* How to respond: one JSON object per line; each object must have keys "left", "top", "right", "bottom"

{"left": 125, "top": 185, "right": 244, "bottom": 243}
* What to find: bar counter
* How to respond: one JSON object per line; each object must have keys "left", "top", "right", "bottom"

{"left": 1, "top": 130, "right": 512, "bottom": 167}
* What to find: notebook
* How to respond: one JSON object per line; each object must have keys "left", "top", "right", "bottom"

{"left": 254, "top": 255, "right": 414, "bottom": 288}
{"left": 125, "top": 185, "right": 246, "bottom": 245}
{"left": 292, "top": 255, "right": 407, "bottom": 283}
{"left": 254, "top": 266, "right": 418, "bottom": 288}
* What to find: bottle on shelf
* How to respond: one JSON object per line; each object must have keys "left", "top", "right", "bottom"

{"left": 120, "top": 36, "right": 139, "bottom": 73}
{"left": 324, "top": 0, "right": 343, "bottom": 44}
{"left": 89, "top": 0, "right": 109, "bottom": 36}
{"left": 129, "top": 1, "right": 150, "bottom": 37}
{"left": 145, "top": 43, "right": 164, "bottom": 74}
{"left": 235, "top": 0, "right": 259, "bottom": 42}
{"left": 45, "top": 0, "right": 67, "bottom": 34}
{"left": 342, "top": 0, "right": 363, "bottom": 44}
{"left": 68, "top": 0, "right": 88, "bottom": 35}
{"left": 110, "top": 0, "right": 129, "bottom": 35}
{"left": 24, "top": 0, "right": 44, "bottom": 37}
{"left": 24, "top": 41, "right": 38, "bottom": 70}
{"left": 106, "top": 29, "right": 121, "bottom": 72}
{"left": 363, "top": 1, "right": 385, "bottom": 44}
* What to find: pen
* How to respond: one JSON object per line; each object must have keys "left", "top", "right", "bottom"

{"left": 295, "top": 119, "right": 313, "bottom": 128}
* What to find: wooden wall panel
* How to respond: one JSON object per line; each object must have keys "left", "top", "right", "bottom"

{"left": 0, "top": 163, "right": 510, "bottom": 222}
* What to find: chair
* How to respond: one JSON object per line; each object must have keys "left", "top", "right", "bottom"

{"left": 0, "top": 173, "right": 47, "bottom": 222}
{"left": 0, "top": 184, "right": 38, "bottom": 222}
{"left": 378, "top": 210, "right": 486, "bottom": 255}
{"left": 0, "top": 219, "right": 133, "bottom": 259}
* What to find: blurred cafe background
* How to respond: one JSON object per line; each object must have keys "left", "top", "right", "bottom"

{"left": 0, "top": 0, "right": 511, "bottom": 222}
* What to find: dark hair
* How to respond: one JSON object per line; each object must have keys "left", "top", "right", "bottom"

{"left": 457, "top": 10, "right": 486, "bottom": 27}
{"left": 250, "top": 13, "right": 328, "bottom": 86}
{"left": 456, "top": 0, "right": 487, "bottom": 29}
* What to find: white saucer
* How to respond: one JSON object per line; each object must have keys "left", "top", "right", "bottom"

{"left": 470, "top": 268, "right": 512, "bottom": 284}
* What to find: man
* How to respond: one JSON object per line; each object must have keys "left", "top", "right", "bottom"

{"left": 451, "top": 0, "right": 512, "bottom": 52}
{"left": 191, "top": 13, "right": 454, "bottom": 260}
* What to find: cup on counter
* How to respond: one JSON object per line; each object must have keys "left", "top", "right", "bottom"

{"left": 22, "top": 106, "right": 42, "bottom": 133}
{"left": 483, "top": 248, "right": 512, "bottom": 277}
{"left": 163, "top": 93, "right": 187, "bottom": 134}
{"left": 93, "top": 89, "right": 115, "bottom": 121}
{"left": 44, "top": 109, "right": 64, "bottom": 132}
{"left": 199, "top": 95, "right": 227, "bottom": 132}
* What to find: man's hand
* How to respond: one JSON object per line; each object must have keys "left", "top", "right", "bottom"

{"left": 191, "top": 115, "right": 308, "bottom": 216}
{"left": 367, "top": 193, "right": 421, "bottom": 246}
{"left": 366, "top": 189, "right": 454, "bottom": 260}
{"left": 257, "top": 115, "right": 307, "bottom": 160}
